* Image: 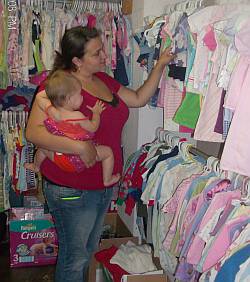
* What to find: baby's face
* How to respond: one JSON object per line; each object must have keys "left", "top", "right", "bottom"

{"left": 43, "top": 237, "right": 53, "bottom": 244}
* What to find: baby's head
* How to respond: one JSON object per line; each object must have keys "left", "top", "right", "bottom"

{"left": 45, "top": 70, "right": 82, "bottom": 109}
{"left": 43, "top": 237, "right": 53, "bottom": 245}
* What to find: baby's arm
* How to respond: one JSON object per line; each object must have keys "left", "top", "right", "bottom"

{"left": 36, "top": 91, "right": 60, "bottom": 120}
{"left": 78, "top": 101, "right": 106, "bottom": 133}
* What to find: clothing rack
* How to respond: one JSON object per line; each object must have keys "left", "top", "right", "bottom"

{"left": 155, "top": 127, "right": 250, "bottom": 197}
{"left": 164, "top": 0, "right": 215, "bottom": 14}
{"left": 24, "top": 0, "right": 122, "bottom": 4}
{"left": 0, "top": 110, "right": 29, "bottom": 128}
{"left": 164, "top": 0, "right": 250, "bottom": 14}
{"left": 22, "top": 0, "right": 122, "bottom": 13}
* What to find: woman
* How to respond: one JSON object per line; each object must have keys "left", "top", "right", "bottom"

{"left": 26, "top": 26, "right": 175, "bottom": 282}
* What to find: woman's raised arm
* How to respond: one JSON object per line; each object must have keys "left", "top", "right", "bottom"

{"left": 118, "top": 47, "right": 175, "bottom": 108}
{"left": 25, "top": 91, "right": 97, "bottom": 167}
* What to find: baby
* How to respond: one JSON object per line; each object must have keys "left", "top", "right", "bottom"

{"left": 29, "top": 237, "right": 58, "bottom": 256}
{"left": 25, "top": 70, "right": 120, "bottom": 186}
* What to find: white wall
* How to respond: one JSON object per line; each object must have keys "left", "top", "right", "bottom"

{"left": 122, "top": 0, "right": 184, "bottom": 162}
{"left": 120, "top": 0, "right": 185, "bottom": 236}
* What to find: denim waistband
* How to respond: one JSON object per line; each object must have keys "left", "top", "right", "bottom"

{"left": 43, "top": 177, "right": 73, "bottom": 189}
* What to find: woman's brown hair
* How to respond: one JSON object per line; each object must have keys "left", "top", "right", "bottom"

{"left": 51, "top": 26, "right": 100, "bottom": 73}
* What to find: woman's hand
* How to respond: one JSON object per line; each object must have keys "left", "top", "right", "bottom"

{"left": 156, "top": 47, "right": 176, "bottom": 69}
{"left": 118, "top": 46, "right": 176, "bottom": 108}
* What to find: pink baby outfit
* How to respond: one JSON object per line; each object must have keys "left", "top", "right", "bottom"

{"left": 186, "top": 189, "right": 241, "bottom": 266}
{"left": 220, "top": 19, "right": 250, "bottom": 176}
{"left": 44, "top": 117, "right": 94, "bottom": 173}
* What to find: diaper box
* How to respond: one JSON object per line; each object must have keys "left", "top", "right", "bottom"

{"left": 9, "top": 208, "right": 58, "bottom": 268}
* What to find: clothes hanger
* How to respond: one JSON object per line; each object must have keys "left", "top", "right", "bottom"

{"left": 159, "top": 129, "right": 166, "bottom": 143}
{"left": 155, "top": 127, "right": 163, "bottom": 142}
{"left": 79, "top": 0, "right": 84, "bottom": 13}
{"left": 211, "top": 158, "right": 221, "bottom": 177}
{"left": 171, "top": 135, "right": 180, "bottom": 148}
{"left": 240, "top": 176, "right": 250, "bottom": 200}
{"left": 77, "top": 0, "right": 82, "bottom": 14}
{"left": 179, "top": 141, "right": 194, "bottom": 162}
{"left": 163, "top": 131, "right": 172, "bottom": 145}
{"left": 202, "top": 156, "right": 217, "bottom": 172}
{"left": 53, "top": 0, "right": 56, "bottom": 13}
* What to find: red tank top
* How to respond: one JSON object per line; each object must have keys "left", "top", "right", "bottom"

{"left": 40, "top": 72, "right": 129, "bottom": 190}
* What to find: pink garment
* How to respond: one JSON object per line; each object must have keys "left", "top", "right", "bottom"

{"left": 116, "top": 18, "right": 123, "bottom": 50}
{"left": 179, "top": 179, "right": 231, "bottom": 255}
{"left": 193, "top": 72, "right": 223, "bottom": 142}
{"left": 220, "top": 19, "right": 250, "bottom": 176}
{"left": 29, "top": 71, "right": 48, "bottom": 86}
{"left": 103, "top": 13, "right": 112, "bottom": 68}
{"left": 87, "top": 14, "right": 96, "bottom": 28}
{"left": 179, "top": 125, "right": 194, "bottom": 133}
{"left": 202, "top": 215, "right": 250, "bottom": 272}
{"left": 163, "top": 77, "right": 183, "bottom": 118}
{"left": 111, "top": 18, "right": 117, "bottom": 70}
{"left": 177, "top": 194, "right": 200, "bottom": 254}
{"left": 203, "top": 25, "right": 217, "bottom": 51}
{"left": 186, "top": 190, "right": 241, "bottom": 266}
{"left": 122, "top": 17, "right": 128, "bottom": 51}
{"left": 162, "top": 173, "right": 202, "bottom": 250}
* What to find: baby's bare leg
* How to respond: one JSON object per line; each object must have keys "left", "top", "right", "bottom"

{"left": 95, "top": 145, "right": 120, "bottom": 186}
{"left": 24, "top": 149, "right": 54, "bottom": 173}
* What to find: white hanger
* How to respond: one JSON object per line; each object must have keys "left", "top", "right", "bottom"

{"left": 240, "top": 177, "right": 250, "bottom": 200}
{"left": 178, "top": 141, "right": 193, "bottom": 162}
{"left": 53, "top": 0, "right": 56, "bottom": 13}
{"left": 79, "top": 0, "right": 84, "bottom": 13}
{"left": 197, "top": 0, "right": 204, "bottom": 8}
{"left": 211, "top": 158, "right": 221, "bottom": 176}
{"left": 171, "top": 136, "right": 180, "bottom": 148}
{"left": 13, "top": 111, "right": 17, "bottom": 128}
{"left": 118, "top": 1, "right": 122, "bottom": 14}
{"left": 144, "top": 19, "right": 166, "bottom": 37}
{"left": 159, "top": 129, "right": 166, "bottom": 143}
{"left": 77, "top": 0, "right": 82, "bottom": 14}
{"left": 155, "top": 127, "right": 163, "bottom": 141}
{"left": 204, "top": 156, "right": 217, "bottom": 172}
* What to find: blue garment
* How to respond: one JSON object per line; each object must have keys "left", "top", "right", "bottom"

{"left": 0, "top": 86, "right": 37, "bottom": 111}
{"left": 114, "top": 43, "right": 129, "bottom": 86}
{"left": 156, "top": 155, "right": 205, "bottom": 202}
{"left": 146, "top": 146, "right": 179, "bottom": 181}
{"left": 184, "top": 31, "right": 196, "bottom": 86}
{"left": 133, "top": 31, "right": 155, "bottom": 74}
{"left": 43, "top": 180, "right": 114, "bottom": 282}
{"left": 123, "top": 16, "right": 133, "bottom": 87}
{"left": 149, "top": 22, "right": 165, "bottom": 107}
{"left": 215, "top": 244, "right": 250, "bottom": 282}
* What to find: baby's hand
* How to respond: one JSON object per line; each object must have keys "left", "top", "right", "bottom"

{"left": 87, "top": 101, "right": 106, "bottom": 114}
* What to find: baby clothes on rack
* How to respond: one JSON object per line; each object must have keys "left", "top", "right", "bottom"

{"left": 120, "top": 129, "right": 250, "bottom": 281}
{"left": 0, "top": 0, "right": 133, "bottom": 88}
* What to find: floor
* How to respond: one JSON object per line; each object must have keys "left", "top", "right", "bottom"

{"left": 0, "top": 242, "right": 55, "bottom": 282}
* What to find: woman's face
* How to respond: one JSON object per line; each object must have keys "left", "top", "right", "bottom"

{"left": 80, "top": 36, "right": 106, "bottom": 73}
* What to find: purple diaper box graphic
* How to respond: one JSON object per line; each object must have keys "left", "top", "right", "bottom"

{"left": 9, "top": 208, "right": 58, "bottom": 268}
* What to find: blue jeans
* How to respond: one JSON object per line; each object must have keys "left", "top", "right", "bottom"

{"left": 43, "top": 180, "right": 113, "bottom": 282}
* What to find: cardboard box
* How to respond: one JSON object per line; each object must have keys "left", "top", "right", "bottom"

{"left": 124, "top": 273, "right": 168, "bottom": 282}
{"left": 121, "top": 255, "right": 168, "bottom": 282}
{"left": 88, "top": 213, "right": 168, "bottom": 282}
{"left": 88, "top": 213, "right": 138, "bottom": 282}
